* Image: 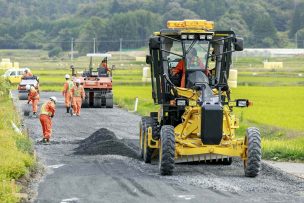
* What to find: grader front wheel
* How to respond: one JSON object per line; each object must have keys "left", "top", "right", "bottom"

{"left": 244, "top": 127, "right": 262, "bottom": 177}
{"left": 159, "top": 125, "right": 175, "bottom": 175}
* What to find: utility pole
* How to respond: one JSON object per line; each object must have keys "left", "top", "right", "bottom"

{"left": 119, "top": 38, "right": 122, "bottom": 61}
{"left": 93, "top": 38, "right": 96, "bottom": 53}
{"left": 295, "top": 31, "right": 298, "bottom": 49}
{"left": 71, "top": 37, "right": 74, "bottom": 61}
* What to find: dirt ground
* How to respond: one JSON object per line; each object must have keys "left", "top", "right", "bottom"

{"left": 13, "top": 91, "right": 304, "bottom": 203}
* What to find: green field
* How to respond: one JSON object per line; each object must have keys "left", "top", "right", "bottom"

{"left": 1, "top": 49, "right": 304, "bottom": 161}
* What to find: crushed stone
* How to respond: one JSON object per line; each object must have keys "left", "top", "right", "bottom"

{"left": 74, "top": 128, "right": 139, "bottom": 159}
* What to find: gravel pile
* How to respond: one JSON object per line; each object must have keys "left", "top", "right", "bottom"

{"left": 74, "top": 128, "right": 139, "bottom": 159}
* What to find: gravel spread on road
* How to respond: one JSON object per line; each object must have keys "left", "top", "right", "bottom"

{"left": 74, "top": 128, "right": 139, "bottom": 159}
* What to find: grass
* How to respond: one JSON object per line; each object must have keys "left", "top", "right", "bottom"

{"left": 114, "top": 85, "right": 158, "bottom": 115}
{"left": 0, "top": 78, "right": 36, "bottom": 202}
{"left": 232, "top": 86, "right": 304, "bottom": 132}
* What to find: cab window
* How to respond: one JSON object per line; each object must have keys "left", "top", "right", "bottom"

{"left": 10, "top": 71, "right": 16, "bottom": 76}
{"left": 185, "top": 41, "right": 209, "bottom": 70}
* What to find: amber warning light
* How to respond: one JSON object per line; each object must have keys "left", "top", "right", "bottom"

{"left": 167, "top": 20, "right": 214, "bottom": 30}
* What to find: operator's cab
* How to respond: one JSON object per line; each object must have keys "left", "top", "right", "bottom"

{"left": 147, "top": 20, "right": 243, "bottom": 110}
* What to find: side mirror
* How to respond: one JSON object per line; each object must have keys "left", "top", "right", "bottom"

{"left": 234, "top": 37, "right": 243, "bottom": 51}
{"left": 146, "top": 55, "right": 152, "bottom": 65}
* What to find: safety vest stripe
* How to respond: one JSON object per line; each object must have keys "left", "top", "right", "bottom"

{"left": 67, "top": 81, "right": 74, "bottom": 91}
{"left": 73, "top": 86, "right": 82, "bottom": 97}
{"left": 40, "top": 102, "right": 51, "bottom": 116}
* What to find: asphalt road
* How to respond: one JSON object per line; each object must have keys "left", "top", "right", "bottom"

{"left": 13, "top": 91, "right": 304, "bottom": 203}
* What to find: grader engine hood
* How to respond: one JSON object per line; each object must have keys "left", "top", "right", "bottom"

{"left": 201, "top": 104, "right": 223, "bottom": 145}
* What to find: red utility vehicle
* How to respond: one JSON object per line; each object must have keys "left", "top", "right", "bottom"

{"left": 72, "top": 53, "right": 113, "bottom": 108}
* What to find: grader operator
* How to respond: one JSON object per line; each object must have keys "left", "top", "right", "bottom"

{"left": 139, "top": 20, "right": 261, "bottom": 177}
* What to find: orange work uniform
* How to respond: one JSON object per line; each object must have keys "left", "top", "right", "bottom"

{"left": 71, "top": 85, "right": 85, "bottom": 116}
{"left": 28, "top": 86, "right": 40, "bottom": 113}
{"left": 171, "top": 57, "right": 208, "bottom": 88}
{"left": 101, "top": 62, "right": 109, "bottom": 72}
{"left": 39, "top": 101, "right": 56, "bottom": 140}
{"left": 62, "top": 80, "right": 74, "bottom": 107}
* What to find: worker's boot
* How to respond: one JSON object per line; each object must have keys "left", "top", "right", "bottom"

{"left": 66, "top": 107, "right": 70, "bottom": 113}
{"left": 42, "top": 138, "right": 47, "bottom": 144}
{"left": 32, "top": 112, "right": 37, "bottom": 118}
{"left": 42, "top": 138, "right": 50, "bottom": 145}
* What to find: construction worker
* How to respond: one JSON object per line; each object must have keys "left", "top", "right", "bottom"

{"left": 171, "top": 48, "right": 208, "bottom": 88}
{"left": 26, "top": 84, "right": 40, "bottom": 117}
{"left": 97, "top": 58, "right": 109, "bottom": 76}
{"left": 71, "top": 79, "right": 85, "bottom": 116}
{"left": 62, "top": 74, "right": 74, "bottom": 113}
{"left": 23, "top": 69, "right": 33, "bottom": 78}
{"left": 39, "top": 96, "right": 57, "bottom": 144}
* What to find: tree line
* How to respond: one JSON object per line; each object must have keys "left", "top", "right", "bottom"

{"left": 0, "top": 0, "right": 304, "bottom": 57}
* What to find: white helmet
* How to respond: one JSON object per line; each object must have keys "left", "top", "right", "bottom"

{"left": 75, "top": 79, "right": 81, "bottom": 84}
{"left": 26, "top": 84, "right": 31, "bottom": 90}
{"left": 50, "top": 96, "right": 57, "bottom": 104}
{"left": 65, "top": 74, "right": 70, "bottom": 79}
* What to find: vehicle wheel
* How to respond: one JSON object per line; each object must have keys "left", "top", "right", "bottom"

{"left": 82, "top": 98, "right": 89, "bottom": 108}
{"left": 143, "top": 117, "right": 154, "bottom": 163}
{"left": 94, "top": 97, "right": 102, "bottom": 108}
{"left": 159, "top": 125, "right": 175, "bottom": 175}
{"left": 105, "top": 98, "right": 113, "bottom": 108}
{"left": 244, "top": 127, "right": 262, "bottom": 177}
{"left": 19, "top": 93, "right": 28, "bottom": 100}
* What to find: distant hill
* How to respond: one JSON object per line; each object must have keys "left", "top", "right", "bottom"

{"left": 0, "top": 0, "right": 303, "bottom": 54}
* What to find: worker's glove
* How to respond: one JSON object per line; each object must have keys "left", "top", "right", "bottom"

{"left": 50, "top": 115, "right": 54, "bottom": 118}
{"left": 27, "top": 101, "right": 30, "bottom": 104}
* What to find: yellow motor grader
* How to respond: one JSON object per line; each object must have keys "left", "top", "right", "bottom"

{"left": 139, "top": 20, "right": 261, "bottom": 177}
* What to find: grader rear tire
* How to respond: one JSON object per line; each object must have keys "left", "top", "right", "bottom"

{"left": 244, "top": 127, "right": 262, "bottom": 177}
{"left": 143, "top": 117, "right": 154, "bottom": 163}
{"left": 159, "top": 125, "right": 175, "bottom": 175}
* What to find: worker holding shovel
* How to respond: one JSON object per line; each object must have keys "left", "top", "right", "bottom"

{"left": 39, "top": 96, "right": 57, "bottom": 144}
{"left": 26, "top": 84, "right": 40, "bottom": 118}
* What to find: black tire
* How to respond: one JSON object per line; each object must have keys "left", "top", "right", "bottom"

{"left": 94, "top": 97, "right": 102, "bottom": 108}
{"left": 244, "top": 127, "right": 262, "bottom": 177}
{"left": 159, "top": 125, "right": 175, "bottom": 175}
{"left": 82, "top": 98, "right": 89, "bottom": 108}
{"left": 106, "top": 98, "right": 113, "bottom": 108}
{"left": 143, "top": 117, "right": 154, "bottom": 163}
